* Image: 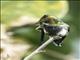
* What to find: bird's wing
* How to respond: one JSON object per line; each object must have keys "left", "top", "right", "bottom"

{"left": 40, "top": 28, "right": 45, "bottom": 45}
{"left": 53, "top": 36, "right": 66, "bottom": 47}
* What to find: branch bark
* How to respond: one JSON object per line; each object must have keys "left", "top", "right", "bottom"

{"left": 23, "top": 37, "right": 54, "bottom": 60}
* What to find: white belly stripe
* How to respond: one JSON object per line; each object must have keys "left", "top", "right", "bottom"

{"left": 58, "top": 28, "right": 67, "bottom": 36}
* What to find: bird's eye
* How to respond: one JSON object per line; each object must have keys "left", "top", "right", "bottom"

{"left": 44, "top": 20, "right": 49, "bottom": 23}
{"left": 53, "top": 19, "right": 58, "bottom": 23}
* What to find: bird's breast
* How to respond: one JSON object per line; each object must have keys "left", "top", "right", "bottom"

{"left": 58, "top": 28, "right": 68, "bottom": 36}
{"left": 43, "top": 25, "right": 62, "bottom": 36}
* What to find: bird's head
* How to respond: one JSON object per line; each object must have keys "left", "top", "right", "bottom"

{"left": 39, "top": 15, "right": 59, "bottom": 25}
{"left": 36, "top": 15, "right": 63, "bottom": 30}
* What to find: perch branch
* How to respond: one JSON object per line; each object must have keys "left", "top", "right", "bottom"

{"left": 24, "top": 37, "right": 54, "bottom": 60}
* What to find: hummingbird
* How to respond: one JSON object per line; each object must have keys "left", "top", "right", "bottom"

{"left": 36, "top": 15, "right": 70, "bottom": 47}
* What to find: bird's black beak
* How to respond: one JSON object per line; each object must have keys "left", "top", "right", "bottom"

{"left": 68, "top": 26, "right": 70, "bottom": 32}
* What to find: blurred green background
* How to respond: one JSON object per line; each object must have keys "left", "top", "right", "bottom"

{"left": 1, "top": 1, "right": 80, "bottom": 60}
